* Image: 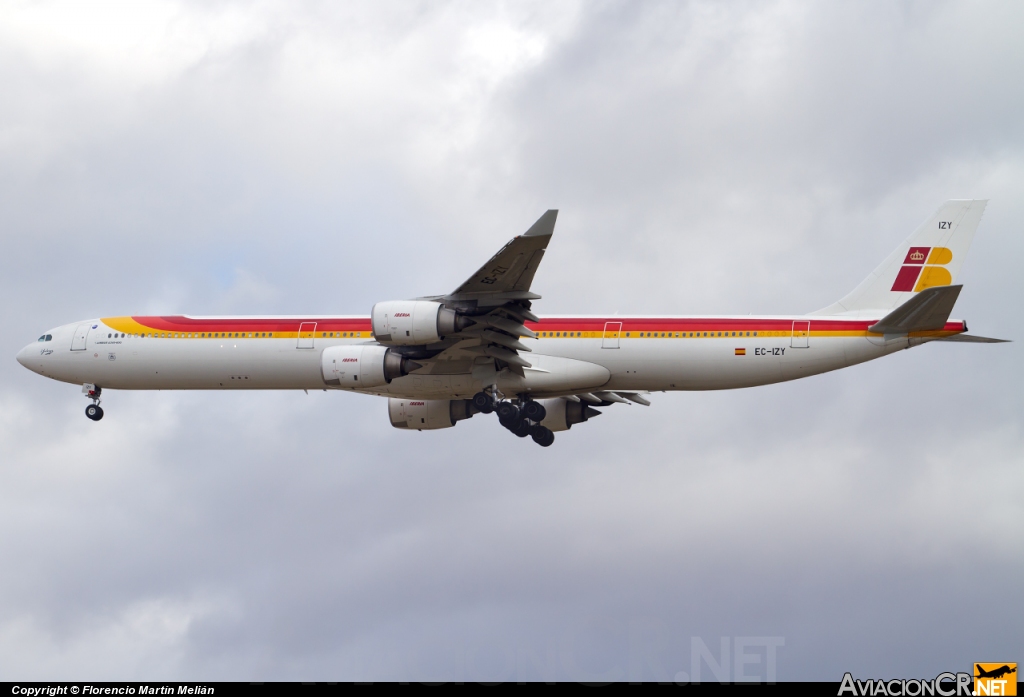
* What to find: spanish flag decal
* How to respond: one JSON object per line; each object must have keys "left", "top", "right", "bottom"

{"left": 735, "top": 348, "right": 746, "bottom": 356}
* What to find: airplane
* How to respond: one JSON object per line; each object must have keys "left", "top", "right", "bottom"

{"left": 975, "top": 665, "right": 1016, "bottom": 680}
{"left": 17, "top": 200, "right": 1007, "bottom": 447}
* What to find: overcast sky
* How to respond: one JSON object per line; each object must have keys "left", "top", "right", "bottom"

{"left": 1, "top": 0, "right": 1022, "bottom": 682}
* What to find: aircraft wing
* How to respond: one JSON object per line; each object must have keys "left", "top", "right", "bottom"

{"left": 446, "top": 210, "right": 557, "bottom": 304}
{"left": 413, "top": 211, "right": 557, "bottom": 376}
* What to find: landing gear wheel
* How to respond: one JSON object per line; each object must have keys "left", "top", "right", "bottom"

{"left": 530, "top": 425, "right": 554, "bottom": 447}
{"left": 472, "top": 391, "right": 494, "bottom": 414}
{"left": 85, "top": 404, "right": 104, "bottom": 421}
{"left": 496, "top": 402, "right": 520, "bottom": 425}
{"left": 522, "top": 401, "right": 546, "bottom": 421}
{"left": 513, "top": 419, "right": 532, "bottom": 438}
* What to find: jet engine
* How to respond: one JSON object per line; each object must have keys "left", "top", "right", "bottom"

{"left": 535, "top": 398, "right": 602, "bottom": 432}
{"left": 389, "top": 398, "right": 475, "bottom": 430}
{"left": 321, "top": 345, "right": 421, "bottom": 387}
{"left": 371, "top": 300, "right": 474, "bottom": 345}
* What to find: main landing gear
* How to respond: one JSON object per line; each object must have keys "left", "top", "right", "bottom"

{"left": 472, "top": 390, "right": 554, "bottom": 447}
{"left": 83, "top": 384, "right": 104, "bottom": 421}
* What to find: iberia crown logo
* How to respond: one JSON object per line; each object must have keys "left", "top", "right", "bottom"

{"left": 891, "top": 246, "right": 954, "bottom": 293}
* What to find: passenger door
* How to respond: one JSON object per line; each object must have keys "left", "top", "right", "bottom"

{"left": 71, "top": 323, "right": 91, "bottom": 351}
{"left": 791, "top": 320, "right": 810, "bottom": 348}
{"left": 602, "top": 321, "right": 622, "bottom": 349}
{"left": 297, "top": 322, "right": 317, "bottom": 349}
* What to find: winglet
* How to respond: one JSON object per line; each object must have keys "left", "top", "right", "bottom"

{"left": 449, "top": 211, "right": 558, "bottom": 297}
{"left": 523, "top": 210, "right": 558, "bottom": 237}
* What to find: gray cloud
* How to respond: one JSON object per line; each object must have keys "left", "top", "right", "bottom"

{"left": 1, "top": 0, "right": 1021, "bottom": 681}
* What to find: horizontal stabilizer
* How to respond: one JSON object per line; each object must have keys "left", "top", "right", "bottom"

{"left": 932, "top": 334, "right": 1010, "bottom": 343}
{"left": 868, "top": 285, "right": 962, "bottom": 335}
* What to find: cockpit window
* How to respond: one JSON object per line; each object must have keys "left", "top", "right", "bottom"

{"left": 38, "top": 335, "right": 45, "bottom": 342}
{"left": 45, "top": 335, "right": 52, "bottom": 341}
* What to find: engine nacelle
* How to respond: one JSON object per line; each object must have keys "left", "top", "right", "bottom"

{"left": 371, "top": 300, "right": 472, "bottom": 345}
{"left": 321, "top": 345, "right": 420, "bottom": 388}
{"left": 536, "top": 398, "right": 602, "bottom": 432}
{"left": 388, "top": 398, "right": 475, "bottom": 430}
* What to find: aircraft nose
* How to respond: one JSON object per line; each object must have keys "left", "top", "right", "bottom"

{"left": 16, "top": 343, "right": 33, "bottom": 368}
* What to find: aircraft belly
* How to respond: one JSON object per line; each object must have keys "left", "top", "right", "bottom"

{"left": 778, "top": 339, "right": 854, "bottom": 382}
{"left": 525, "top": 337, "right": 856, "bottom": 391}
{"left": 385, "top": 372, "right": 477, "bottom": 399}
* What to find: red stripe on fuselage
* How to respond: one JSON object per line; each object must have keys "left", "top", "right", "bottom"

{"left": 127, "top": 316, "right": 966, "bottom": 334}
{"left": 130, "top": 316, "right": 372, "bottom": 332}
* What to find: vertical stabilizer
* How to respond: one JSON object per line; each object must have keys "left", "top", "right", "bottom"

{"left": 812, "top": 200, "right": 987, "bottom": 316}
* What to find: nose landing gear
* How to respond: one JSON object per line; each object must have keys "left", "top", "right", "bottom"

{"left": 83, "top": 384, "right": 104, "bottom": 421}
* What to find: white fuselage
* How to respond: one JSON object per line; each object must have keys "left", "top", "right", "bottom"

{"left": 17, "top": 314, "right": 957, "bottom": 398}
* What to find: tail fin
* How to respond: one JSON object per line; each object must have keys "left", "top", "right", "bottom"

{"left": 812, "top": 200, "right": 987, "bottom": 316}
